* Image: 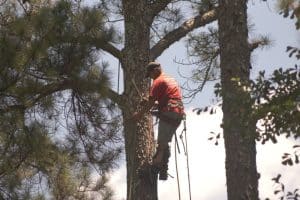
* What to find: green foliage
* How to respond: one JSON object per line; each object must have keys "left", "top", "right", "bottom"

{"left": 287, "top": 46, "right": 300, "bottom": 59}
{"left": 251, "top": 66, "right": 300, "bottom": 143}
{"left": 0, "top": 0, "right": 122, "bottom": 198}
{"left": 208, "top": 62, "right": 299, "bottom": 146}
{"left": 264, "top": 174, "right": 300, "bottom": 200}
{"left": 281, "top": 145, "right": 300, "bottom": 166}
{"left": 277, "top": 0, "right": 300, "bottom": 29}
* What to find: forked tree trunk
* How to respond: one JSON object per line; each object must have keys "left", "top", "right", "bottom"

{"left": 218, "top": 1, "right": 259, "bottom": 199}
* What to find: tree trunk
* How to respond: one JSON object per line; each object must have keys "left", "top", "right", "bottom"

{"left": 122, "top": 1, "right": 157, "bottom": 200}
{"left": 218, "top": 1, "right": 259, "bottom": 199}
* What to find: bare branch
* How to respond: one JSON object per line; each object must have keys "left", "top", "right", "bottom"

{"left": 249, "top": 38, "right": 270, "bottom": 52}
{"left": 150, "top": 8, "right": 218, "bottom": 60}
{"left": 95, "top": 42, "right": 122, "bottom": 61}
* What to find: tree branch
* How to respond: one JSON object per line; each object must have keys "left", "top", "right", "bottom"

{"left": 148, "top": 0, "right": 172, "bottom": 18}
{"left": 106, "top": 89, "right": 124, "bottom": 107}
{"left": 1, "top": 80, "right": 73, "bottom": 113}
{"left": 1, "top": 77, "right": 125, "bottom": 113}
{"left": 249, "top": 39, "right": 269, "bottom": 52}
{"left": 150, "top": 8, "right": 218, "bottom": 60}
{"left": 95, "top": 42, "right": 122, "bottom": 61}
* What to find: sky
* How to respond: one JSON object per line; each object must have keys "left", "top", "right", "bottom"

{"left": 109, "top": 110, "right": 300, "bottom": 200}
{"left": 104, "top": 1, "right": 300, "bottom": 200}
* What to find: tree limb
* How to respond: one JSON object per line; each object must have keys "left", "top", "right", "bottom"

{"left": 148, "top": 0, "right": 172, "bottom": 18}
{"left": 1, "top": 80, "right": 72, "bottom": 113}
{"left": 95, "top": 42, "right": 122, "bottom": 61}
{"left": 249, "top": 39, "right": 269, "bottom": 52}
{"left": 106, "top": 89, "right": 124, "bottom": 107}
{"left": 150, "top": 8, "right": 218, "bottom": 60}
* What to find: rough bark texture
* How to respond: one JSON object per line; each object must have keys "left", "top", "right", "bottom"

{"left": 218, "top": 1, "right": 259, "bottom": 200}
{"left": 122, "top": 1, "right": 157, "bottom": 200}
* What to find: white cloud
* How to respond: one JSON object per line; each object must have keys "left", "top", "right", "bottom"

{"left": 257, "top": 137, "right": 300, "bottom": 199}
{"left": 108, "top": 108, "right": 300, "bottom": 200}
{"left": 158, "top": 108, "right": 226, "bottom": 200}
{"left": 108, "top": 164, "right": 126, "bottom": 200}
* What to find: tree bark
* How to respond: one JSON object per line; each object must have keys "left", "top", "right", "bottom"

{"left": 122, "top": 1, "right": 157, "bottom": 200}
{"left": 218, "top": 1, "right": 259, "bottom": 199}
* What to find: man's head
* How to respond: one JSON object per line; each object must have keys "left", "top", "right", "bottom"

{"left": 145, "top": 61, "right": 162, "bottom": 79}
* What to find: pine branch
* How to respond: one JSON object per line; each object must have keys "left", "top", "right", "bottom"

{"left": 150, "top": 8, "right": 218, "bottom": 60}
{"left": 1, "top": 80, "right": 72, "bottom": 112}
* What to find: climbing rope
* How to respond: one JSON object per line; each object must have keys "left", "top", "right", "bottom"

{"left": 174, "top": 135, "right": 182, "bottom": 200}
{"left": 182, "top": 116, "right": 192, "bottom": 200}
{"left": 174, "top": 116, "right": 192, "bottom": 200}
{"left": 117, "top": 61, "right": 121, "bottom": 94}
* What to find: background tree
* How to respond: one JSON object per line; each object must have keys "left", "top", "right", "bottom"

{"left": 188, "top": 0, "right": 299, "bottom": 199}
{"left": 0, "top": 0, "right": 122, "bottom": 199}
{"left": 183, "top": 1, "right": 271, "bottom": 199}
{"left": 218, "top": 0, "right": 259, "bottom": 199}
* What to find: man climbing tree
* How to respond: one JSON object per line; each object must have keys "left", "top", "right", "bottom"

{"left": 132, "top": 61, "right": 185, "bottom": 180}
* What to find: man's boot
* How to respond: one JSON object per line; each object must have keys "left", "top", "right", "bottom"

{"left": 159, "top": 146, "right": 170, "bottom": 180}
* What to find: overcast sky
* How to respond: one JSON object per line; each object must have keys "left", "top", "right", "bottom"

{"left": 105, "top": 1, "right": 300, "bottom": 200}
{"left": 109, "top": 109, "right": 299, "bottom": 200}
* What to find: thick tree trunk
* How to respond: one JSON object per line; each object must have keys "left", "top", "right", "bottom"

{"left": 122, "top": 1, "right": 157, "bottom": 200}
{"left": 218, "top": 1, "right": 259, "bottom": 200}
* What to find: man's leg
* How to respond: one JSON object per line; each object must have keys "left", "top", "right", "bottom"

{"left": 152, "top": 142, "right": 170, "bottom": 180}
{"left": 152, "top": 142, "right": 169, "bottom": 167}
{"left": 158, "top": 143, "right": 170, "bottom": 180}
{"left": 154, "top": 112, "right": 182, "bottom": 180}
